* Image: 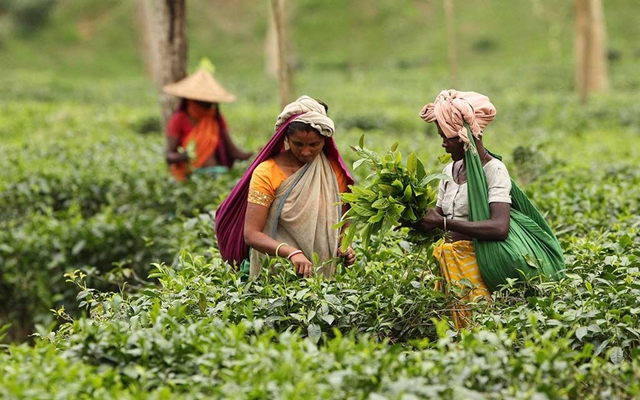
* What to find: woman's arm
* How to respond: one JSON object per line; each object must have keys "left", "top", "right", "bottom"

{"left": 165, "top": 134, "right": 188, "bottom": 164}
{"left": 243, "top": 203, "right": 314, "bottom": 277}
{"left": 419, "top": 202, "right": 510, "bottom": 241}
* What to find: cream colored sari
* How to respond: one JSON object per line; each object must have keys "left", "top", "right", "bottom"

{"left": 250, "top": 152, "right": 342, "bottom": 278}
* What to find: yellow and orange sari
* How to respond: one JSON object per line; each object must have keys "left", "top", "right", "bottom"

{"left": 433, "top": 240, "right": 491, "bottom": 329}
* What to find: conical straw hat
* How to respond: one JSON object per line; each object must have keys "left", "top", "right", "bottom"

{"left": 162, "top": 69, "right": 236, "bottom": 103}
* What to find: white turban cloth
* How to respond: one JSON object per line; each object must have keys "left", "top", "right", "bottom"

{"left": 275, "top": 95, "right": 335, "bottom": 137}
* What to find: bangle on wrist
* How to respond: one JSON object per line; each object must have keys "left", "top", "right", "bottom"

{"left": 287, "top": 250, "right": 303, "bottom": 259}
{"left": 275, "top": 242, "right": 288, "bottom": 257}
{"left": 443, "top": 216, "right": 447, "bottom": 231}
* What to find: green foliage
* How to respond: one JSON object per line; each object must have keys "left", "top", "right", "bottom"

{"left": 0, "top": 124, "right": 247, "bottom": 342}
{"left": 338, "top": 136, "right": 449, "bottom": 250}
{"left": 194, "top": 56, "right": 216, "bottom": 75}
{"left": 2, "top": 245, "right": 638, "bottom": 398}
{"left": 2, "top": 2, "right": 640, "bottom": 396}
{"left": 2, "top": 0, "right": 56, "bottom": 34}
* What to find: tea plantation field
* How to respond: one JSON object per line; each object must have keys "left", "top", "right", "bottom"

{"left": 1, "top": 66, "right": 639, "bottom": 398}
{"left": 2, "top": 0, "right": 640, "bottom": 398}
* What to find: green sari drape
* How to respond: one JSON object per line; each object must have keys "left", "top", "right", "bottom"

{"left": 465, "top": 125, "right": 565, "bottom": 292}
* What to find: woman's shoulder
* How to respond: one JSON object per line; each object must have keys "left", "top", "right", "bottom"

{"left": 169, "top": 110, "right": 190, "bottom": 122}
{"left": 327, "top": 153, "right": 342, "bottom": 169}
{"left": 253, "top": 158, "right": 278, "bottom": 174}
{"left": 483, "top": 158, "right": 509, "bottom": 172}
{"left": 441, "top": 162, "right": 454, "bottom": 175}
{"left": 168, "top": 110, "right": 192, "bottom": 137}
{"left": 483, "top": 158, "right": 511, "bottom": 180}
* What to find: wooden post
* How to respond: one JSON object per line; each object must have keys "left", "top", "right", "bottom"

{"left": 444, "top": 0, "right": 458, "bottom": 88}
{"left": 270, "top": 0, "right": 294, "bottom": 109}
{"left": 575, "top": 0, "right": 609, "bottom": 104}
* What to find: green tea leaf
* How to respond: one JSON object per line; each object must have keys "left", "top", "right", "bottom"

{"left": 609, "top": 346, "right": 624, "bottom": 364}
{"left": 307, "top": 323, "right": 322, "bottom": 344}
{"left": 353, "top": 158, "right": 366, "bottom": 170}
{"left": 576, "top": 326, "right": 588, "bottom": 341}
{"left": 416, "top": 159, "right": 427, "bottom": 181}
{"left": 402, "top": 185, "right": 413, "bottom": 202}
{"left": 341, "top": 224, "right": 357, "bottom": 251}
{"left": 407, "top": 152, "right": 418, "bottom": 175}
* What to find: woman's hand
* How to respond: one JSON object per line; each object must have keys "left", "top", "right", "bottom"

{"left": 337, "top": 245, "right": 356, "bottom": 266}
{"left": 411, "top": 209, "right": 444, "bottom": 232}
{"left": 290, "top": 253, "right": 314, "bottom": 278}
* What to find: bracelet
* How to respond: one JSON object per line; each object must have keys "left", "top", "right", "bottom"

{"left": 287, "top": 250, "right": 303, "bottom": 259}
{"left": 443, "top": 216, "right": 447, "bottom": 231}
{"left": 275, "top": 242, "right": 288, "bottom": 257}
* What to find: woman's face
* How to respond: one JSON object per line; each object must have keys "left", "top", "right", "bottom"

{"left": 186, "top": 99, "right": 215, "bottom": 120}
{"left": 287, "top": 129, "right": 326, "bottom": 164}
{"left": 437, "top": 122, "right": 464, "bottom": 161}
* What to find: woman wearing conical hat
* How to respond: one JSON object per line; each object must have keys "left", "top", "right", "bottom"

{"left": 163, "top": 68, "right": 252, "bottom": 181}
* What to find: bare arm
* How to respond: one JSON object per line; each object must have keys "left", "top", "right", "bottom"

{"left": 165, "top": 134, "right": 188, "bottom": 164}
{"left": 414, "top": 202, "right": 510, "bottom": 241}
{"left": 243, "top": 202, "right": 314, "bottom": 277}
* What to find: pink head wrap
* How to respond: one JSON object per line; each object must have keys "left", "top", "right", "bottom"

{"left": 419, "top": 90, "right": 497, "bottom": 148}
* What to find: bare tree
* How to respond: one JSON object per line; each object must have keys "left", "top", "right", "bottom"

{"left": 443, "top": 0, "right": 458, "bottom": 88}
{"left": 575, "top": 0, "right": 609, "bottom": 104}
{"left": 137, "top": 0, "right": 187, "bottom": 130}
{"left": 264, "top": 5, "right": 278, "bottom": 79}
{"left": 270, "top": 0, "right": 294, "bottom": 109}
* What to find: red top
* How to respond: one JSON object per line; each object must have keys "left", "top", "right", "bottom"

{"left": 167, "top": 111, "right": 195, "bottom": 146}
{"left": 169, "top": 110, "right": 230, "bottom": 146}
{"left": 167, "top": 109, "right": 235, "bottom": 169}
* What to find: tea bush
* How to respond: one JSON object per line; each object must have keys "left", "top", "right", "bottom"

{"left": 3, "top": 239, "right": 637, "bottom": 398}
{"left": 0, "top": 124, "right": 247, "bottom": 341}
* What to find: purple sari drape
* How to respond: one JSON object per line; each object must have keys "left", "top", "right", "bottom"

{"left": 215, "top": 113, "right": 354, "bottom": 267}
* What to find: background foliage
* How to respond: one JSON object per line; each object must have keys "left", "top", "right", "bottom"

{"left": 1, "top": 0, "right": 640, "bottom": 398}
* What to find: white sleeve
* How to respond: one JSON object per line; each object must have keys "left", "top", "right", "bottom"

{"left": 486, "top": 162, "right": 512, "bottom": 204}
{"left": 435, "top": 163, "right": 453, "bottom": 208}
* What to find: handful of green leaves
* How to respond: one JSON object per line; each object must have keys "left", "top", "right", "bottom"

{"left": 337, "top": 136, "right": 450, "bottom": 250}
{"left": 185, "top": 141, "right": 197, "bottom": 163}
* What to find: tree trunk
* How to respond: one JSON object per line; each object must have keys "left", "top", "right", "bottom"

{"left": 575, "top": 0, "right": 609, "bottom": 104}
{"left": 270, "top": 0, "right": 294, "bottom": 109}
{"left": 444, "top": 0, "right": 458, "bottom": 88}
{"left": 138, "top": 0, "right": 187, "bottom": 131}
{"left": 264, "top": 5, "right": 278, "bottom": 79}
{"left": 136, "top": 0, "right": 159, "bottom": 80}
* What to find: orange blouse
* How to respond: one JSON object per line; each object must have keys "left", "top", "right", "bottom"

{"left": 248, "top": 157, "right": 349, "bottom": 207}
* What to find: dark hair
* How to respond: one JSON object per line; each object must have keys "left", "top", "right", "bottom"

{"left": 178, "top": 98, "right": 218, "bottom": 111}
{"left": 285, "top": 98, "right": 328, "bottom": 136}
{"left": 286, "top": 121, "right": 320, "bottom": 136}
{"left": 315, "top": 99, "right": 328, "bottom": 113}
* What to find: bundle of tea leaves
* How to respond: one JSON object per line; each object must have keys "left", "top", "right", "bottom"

{"left": 337, "top": 136, "right": 450, "bottom": 250}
